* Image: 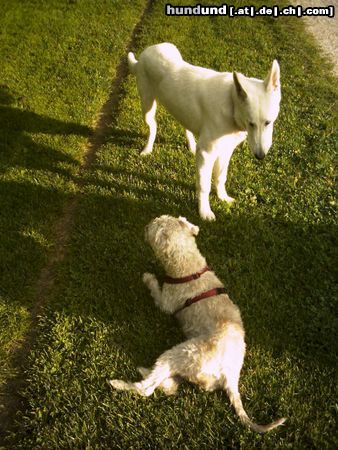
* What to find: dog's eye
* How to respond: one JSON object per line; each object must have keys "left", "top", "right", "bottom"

{"left": 248, "top": 122, "right": 255, "bottom": 128}
{"left": 265, "top": 120, "right": 271, "bottom": 126}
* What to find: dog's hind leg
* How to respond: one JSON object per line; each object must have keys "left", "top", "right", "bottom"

{"left": 185, "top": 129, "right": 196, "bottom": 154}
{"left": 137, "top": 76, "right": 157, "bottom": 156}
{"left": 109, "top": 338, "right": 204, "bottom": 396}
{"left": 213, "top": 148, "right": 235, "bottom": 203}
{"left": 141, "top": 99, "right": 157, "bottom": 155}
{"left": 109, "top": 359, "right": 172, "bottom": 396}
{"left": 137, "top": 367, "right": 179, "bottom": 395}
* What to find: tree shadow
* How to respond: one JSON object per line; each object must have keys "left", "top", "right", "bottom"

{"left": 202, "top": 214, "right": 337, "bottom": 366}
{"left": 0, "top": 85, "right": 91, "bottom": 176}
{"left": 82, "top": 163, "right": 195, "bottom": 204}
{"left": 105, "top": 128, "right": 144, "bottom": 147}
{"left": 1, "top": 85, "right": 335, "bottom": 368}
{"left": 0, "top": 84, "right": 91, "bottom": 309}
{"left": 0, "top": 180, "right": 72, "bottom": 306}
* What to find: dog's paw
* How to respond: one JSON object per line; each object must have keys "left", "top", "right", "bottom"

{"left": 134, "top": 382, "right": 155, "bottom": 397}
{"left": 140, "top": 147, "right": 152, "bottom": 156}
{"left": 108, "top": 379, "right": 129, "bottom": 390}
{"left": 161, "top": 378, "right": 179, "bottom": 396}
{"left": 108, "top": 379, "right": 147, "bottom": 395}
{"left": 137, "top": 366, "right": 151, "bottom": 378}
{"left": 217, "top": 192, "right": 235, "bottom": 203}
{"left": 142, "top": 272, "right": 156, "bottom": 286}
{"left": 200, "top": 209, "right": 216, "bottom": 221}
{"left": 188, "top": 142, "right": 196, "bottom": 154}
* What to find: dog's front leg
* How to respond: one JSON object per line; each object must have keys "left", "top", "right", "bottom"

{"left": 196, "top": 148, "right": 216, "bottom": 221}
{"left": 142, "top": 272, "right": 163, "bottom": 308}
{"left": 214, "top": 147, "right": 235, "bottom": 203}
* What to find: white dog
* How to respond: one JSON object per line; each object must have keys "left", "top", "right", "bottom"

{"left": 109, "top": 215, "right": 286, "bottom": 433}
{"left": 128, "top": 43, "right": 281, "bottom": 220}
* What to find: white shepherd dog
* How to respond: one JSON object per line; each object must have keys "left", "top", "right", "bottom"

{"left": 128, "top": 43, "right": 281, "bottom": 220}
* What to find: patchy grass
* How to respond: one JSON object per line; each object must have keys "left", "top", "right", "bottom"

{"left": 2, "top": 0, "right": 337, "bottom": 448}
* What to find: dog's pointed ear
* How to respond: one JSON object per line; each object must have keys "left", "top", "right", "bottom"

{"left": 178, "top": 216, "right": 199, "bottom": 236}
{"left": 264, "top": 60, "right": 280, "bottom": 92}
{"left": 233, "top": 71, "right": 247, "bottom": 101}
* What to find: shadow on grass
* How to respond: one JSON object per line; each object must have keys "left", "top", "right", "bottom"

{"left": 0, "top": 85, "right": 91, "bottom": 307}
{"left": 83, "top": 163, "right": 194, "bottom": 204}
{"left": 105, "top": 128, "right": 144, "bottom": 147}
{"left": 1, "top": 92, "right": 335, "bottom": 367}
{"left": 5, "top": 156, "right": 335, "bottom": 448}
{"left": 105, "top": 126, "right": 170, "bottom": 147}
{"left": 0, "top": 180, "right": 72, "bottom": 307}
{"left": 47, "top": 189, "right": 337, "bottom": 371}
{"left": 0, "top": 85, "right": 91, "bottom": 176}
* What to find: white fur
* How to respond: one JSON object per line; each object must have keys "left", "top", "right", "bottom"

{"left": 127, "top": 43, "right": 281, "bottom": 220}
{"left": 109, "top": 215, "right": 286, "bottom": 433}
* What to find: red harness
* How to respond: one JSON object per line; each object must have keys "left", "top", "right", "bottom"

{"left": 164, "top": 266, "right": 211, "bottom": 284}
{"left": 174, "top": 287, "right": 226, "bottom": 315}
{"left": 164, "top": 266, "right": 226, "bottom": 315}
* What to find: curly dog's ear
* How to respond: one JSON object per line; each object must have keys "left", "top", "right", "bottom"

{"left": 178, "top": 216, "right": 199, "bottom": 236}
{"left": 154, "top": 227, "right": 170, "bottom": 249}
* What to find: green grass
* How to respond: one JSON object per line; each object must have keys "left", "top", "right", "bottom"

{"left": 0, "top": 0, "right": 145, "bottom": 413}
{"left": 1, "top": 0, "right": 337, "bottom": 448}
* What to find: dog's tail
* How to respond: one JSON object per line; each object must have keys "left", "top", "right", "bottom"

{"left": 127, "top": 52, "right": 138, "bottom": 75}
{"left": 226, "top": 387, "right": 286, "bottom": 433}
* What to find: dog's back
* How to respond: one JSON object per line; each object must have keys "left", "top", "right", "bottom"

{"left": 128, "top": 43, "right": 229, "bottom": 135}
{"left": 129, "top": 43, "right": 183, "bottom": 83}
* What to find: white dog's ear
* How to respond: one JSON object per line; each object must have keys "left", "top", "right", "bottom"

{"left": 233, "top": 72, "right": 247, "bottom": 101}
{"left": 178, "top": 216, "right": 199, "bottom": 236}
{"left": 155, "top": 228, "right": 169, "bottom": 248}
{"left": 264, "top": 60, "right": 280, "bottom": 92}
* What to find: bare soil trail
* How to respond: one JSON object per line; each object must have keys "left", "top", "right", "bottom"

{"left": 297, "top": 0, "right": 337, "bottom": 76}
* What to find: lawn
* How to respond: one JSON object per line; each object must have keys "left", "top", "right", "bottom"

{"left": 0, "top": 0, "right": 146, "bottom": 438}
{"left": 1, "top": 0, "right": 336, "bottom": 448}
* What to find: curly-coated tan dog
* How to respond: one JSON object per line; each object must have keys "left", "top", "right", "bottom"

{"left": 109, "top": 215, "right": 286, "bottom": 432}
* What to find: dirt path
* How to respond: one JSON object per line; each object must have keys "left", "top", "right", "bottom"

{"left": 297, "top": 0, "right": 337, "bottom": 76}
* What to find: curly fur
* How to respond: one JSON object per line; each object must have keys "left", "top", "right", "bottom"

{"left": 109, "top": 215, "right": 286, "bottom": 432}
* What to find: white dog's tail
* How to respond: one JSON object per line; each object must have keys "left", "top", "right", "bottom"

{"left": 227, "top": 387, "right": 286, "bottom": 433}
{"left": 127, "top": 52, "right": 138, "bottom": 74}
